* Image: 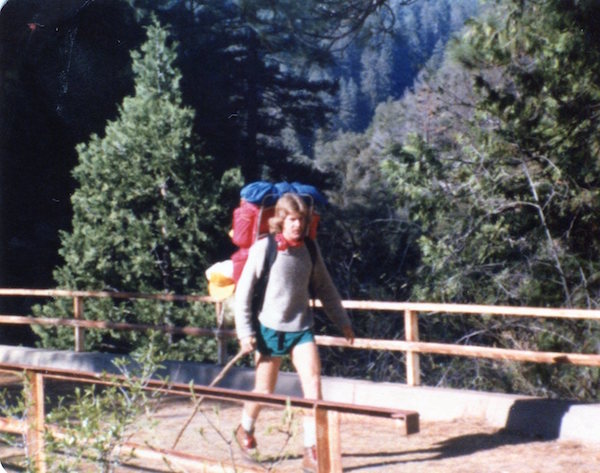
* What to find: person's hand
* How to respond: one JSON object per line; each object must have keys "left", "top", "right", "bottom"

{"left": 240, "top": 336, "right": 257, "bottom": 354}
{"left": 342, "top": 326, "right": 355, "bottom": 345}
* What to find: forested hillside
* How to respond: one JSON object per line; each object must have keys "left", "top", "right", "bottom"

{"left": 2, "top": 0, "right": 600, "bottom": 400}
{"left": 329, "top": 0, "right": 478, "bottom": 132}
{"left": 317, "top": 0, "right": 600, "bottom": 399}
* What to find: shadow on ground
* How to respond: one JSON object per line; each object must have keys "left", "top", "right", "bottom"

{"left": 343, "top": 428, "right": 551, "bottom": 471}
{"left": 342, "top": 399, "right": 577, "bottom": 472}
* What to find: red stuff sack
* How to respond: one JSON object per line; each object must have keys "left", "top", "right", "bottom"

{"left": 231, "top": 200, "right": 259, "bottom": 248}
{"left": 231, "top": 247, "right": 249, "bottom": 284}
{"left": 231, "top": 200, "right": 275, "bottom": 248}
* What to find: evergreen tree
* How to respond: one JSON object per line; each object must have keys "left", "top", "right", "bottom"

{"left": 131, "top": 0, "right": 338, "bottom": 185}
{"left": 33, "top": 18, "right": 232, "bottom": 359}
{"left": 338, "top": 77, "right": 361, "bottom": 131}
{"left": 360, "top": 41, "right": 393, "bottom": 109}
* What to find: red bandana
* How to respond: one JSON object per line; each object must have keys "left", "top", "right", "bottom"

{"left": 275, "top": 233, "right": 304, "bottom": 251}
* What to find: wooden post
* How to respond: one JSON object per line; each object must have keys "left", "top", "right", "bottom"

{"left": 215, "top": 301, "right": 226, "bottom": 365}
{"left": 404, "top": 309, "right": 420, "bottom": 386}
{"left": 73, "top": 296, "right": 85, "bottom": 352}
{"left": 25, "top": 371, "right": 46, "bottom": 473}
{"left": 315, "top": 406, "right": 342, "bottom": 473}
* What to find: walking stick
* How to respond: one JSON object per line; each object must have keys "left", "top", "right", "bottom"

{"left": 171, "top": 349, "right": 246, "bottom": 449}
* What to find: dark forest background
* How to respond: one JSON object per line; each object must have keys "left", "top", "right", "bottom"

{"left": 2, "top": 0, "right": 600, "bottom": 400}
{"left": 0, "top": 0, "right": 476, "bottom": 290}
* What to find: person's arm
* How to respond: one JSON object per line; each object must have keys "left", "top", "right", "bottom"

{"left": 310, "top": 243, "right": 354, "bottom": 344}
{"left": 234, "top": 239, "right": 268, "bottom": 349}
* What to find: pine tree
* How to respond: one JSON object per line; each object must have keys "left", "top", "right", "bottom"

{"left": 338, "top": 77, "right": 360, "bottom": 131}
{"left": 33, "top": 18, "right": 226, "bottom": 359}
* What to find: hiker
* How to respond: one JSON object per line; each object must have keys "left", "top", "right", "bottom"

{"left": 234, "top": 192, "right": 355, "bottom": 472}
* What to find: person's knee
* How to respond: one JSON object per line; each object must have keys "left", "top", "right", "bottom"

{"left": 305, "top": 371, "right": 320, "bottom": 386}
{"left": 301, "top": 374, "right": 321, "bottom": 399}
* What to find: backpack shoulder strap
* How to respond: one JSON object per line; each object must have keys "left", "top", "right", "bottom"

{"left": 263, "top": 233, "right": 278, "bottom": 276}
{"left": 304, "top": 237, "right": 317, "bottom": 268}
{"left": 251, "top": 234, "right": 277, "bottom": 322}
{"left": 304, "top": 237, "right": 317, "bottom": 301}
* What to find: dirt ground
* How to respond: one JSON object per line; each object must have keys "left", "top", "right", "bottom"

{"left": 128, "top": 398, "right": 600, "bottom": 473}
{"left": 1, "top": 379, "right": 600, "bottom": 472}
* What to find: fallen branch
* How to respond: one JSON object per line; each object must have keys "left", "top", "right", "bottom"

{"left": 171, "top": 350, "right": 247, "bottom": 448}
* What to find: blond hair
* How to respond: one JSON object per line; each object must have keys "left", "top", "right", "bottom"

{"left": 268, "top": 193, "right": 309, "bottom": 234}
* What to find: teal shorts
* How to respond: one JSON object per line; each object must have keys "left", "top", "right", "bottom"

{"left": 256, "top": 323, "right": 315, "bottom": 357}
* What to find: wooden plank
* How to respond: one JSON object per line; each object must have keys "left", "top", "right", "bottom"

{"left": 327, "top": 410, "right": 343, "bottom": 472}
{"left": 0, "top": 362, "right": 417, "bottom": 423}
{"left": 73, "top": 296, "right": 84, "bottom": 352}
{"left": 399, "top": 302, "right": 600, "bottom": 319}
{"left": 404, "top": 310, "right": 420, "bottom": 386}
{"left": 114, "top": 441, "right": 265, "bottom": 473}
{"left": 3, "top": 287, "right": 600, "bottom": 319}
{"left": 0, "top": 315, "right": 236, "bottom": 339}
{"left": 394, "top": 411, "right": 420, "bottom": 435}
{"left": 319, "top": 299, "right": 600, "bottom": 320}
{"left": 315, "top": 407, "right": 330, "bottom": 472}
{"left": 0, "top": 287, "right": 213, "bottom": 303}
{"left": 315, "top": 407, "right": 343, "bottom": 473}
{"left": 315, "top": 336, "right": 600, "bottom": 367}
{"left": 25, "top": 372, "right": 46, "bottom": 473}
{"left": 0, "top": 416, "right": 25, "bottom": 434}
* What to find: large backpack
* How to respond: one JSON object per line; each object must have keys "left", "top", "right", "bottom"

{"left": 230, "top": 181, "right": 326, "bottom": 284}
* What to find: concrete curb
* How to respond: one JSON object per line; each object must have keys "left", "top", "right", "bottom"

{"left": 1, "top": 345, "right": 598, "bottom": 443}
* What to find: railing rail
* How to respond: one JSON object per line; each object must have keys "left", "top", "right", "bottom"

{"left": 1, "top": 288, "right": 600, "bottom": 386}
{"left": 315, "top": 300, "right": 600, "bottom": 386}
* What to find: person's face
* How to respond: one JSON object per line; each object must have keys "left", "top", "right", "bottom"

{"left": 282, "top": 212, "right": 305, "bottom": 241}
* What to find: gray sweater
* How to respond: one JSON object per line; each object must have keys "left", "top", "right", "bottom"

{"left": 234, "top": 236, "right": 351, "bottom": 340}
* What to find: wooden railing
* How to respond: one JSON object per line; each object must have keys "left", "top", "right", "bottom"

{"left": 0, "top": 288, "right": 233, "bottom": 364}
{"left": 314, "top": 300, "right": 600, "bottom": 386}
{"left": 0, "top": 363, "right": 419, "bottom": 473}
{"left": 1, "top": 289, "right": 600, "bottom": 386}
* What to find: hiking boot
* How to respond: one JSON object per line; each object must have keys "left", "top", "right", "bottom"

{"left": 234, "top": 424, "right": 257, "bottom": 455}
{"left": 302, "top": 445, "right": 318, "bottom": 472}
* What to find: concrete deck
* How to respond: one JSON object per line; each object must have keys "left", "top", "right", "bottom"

{"left": 1, "top": 345, "right": 598, "bottom": 443}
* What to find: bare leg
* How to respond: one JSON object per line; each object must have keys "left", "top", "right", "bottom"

{"left": 292, "top": 341, "right": 322, "bottom": 450}
{"left": 291, "top": 341, "right": 322, "bottom": 400}
{"left": 242, "top": 353, "right": 282, "bottom": 422}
